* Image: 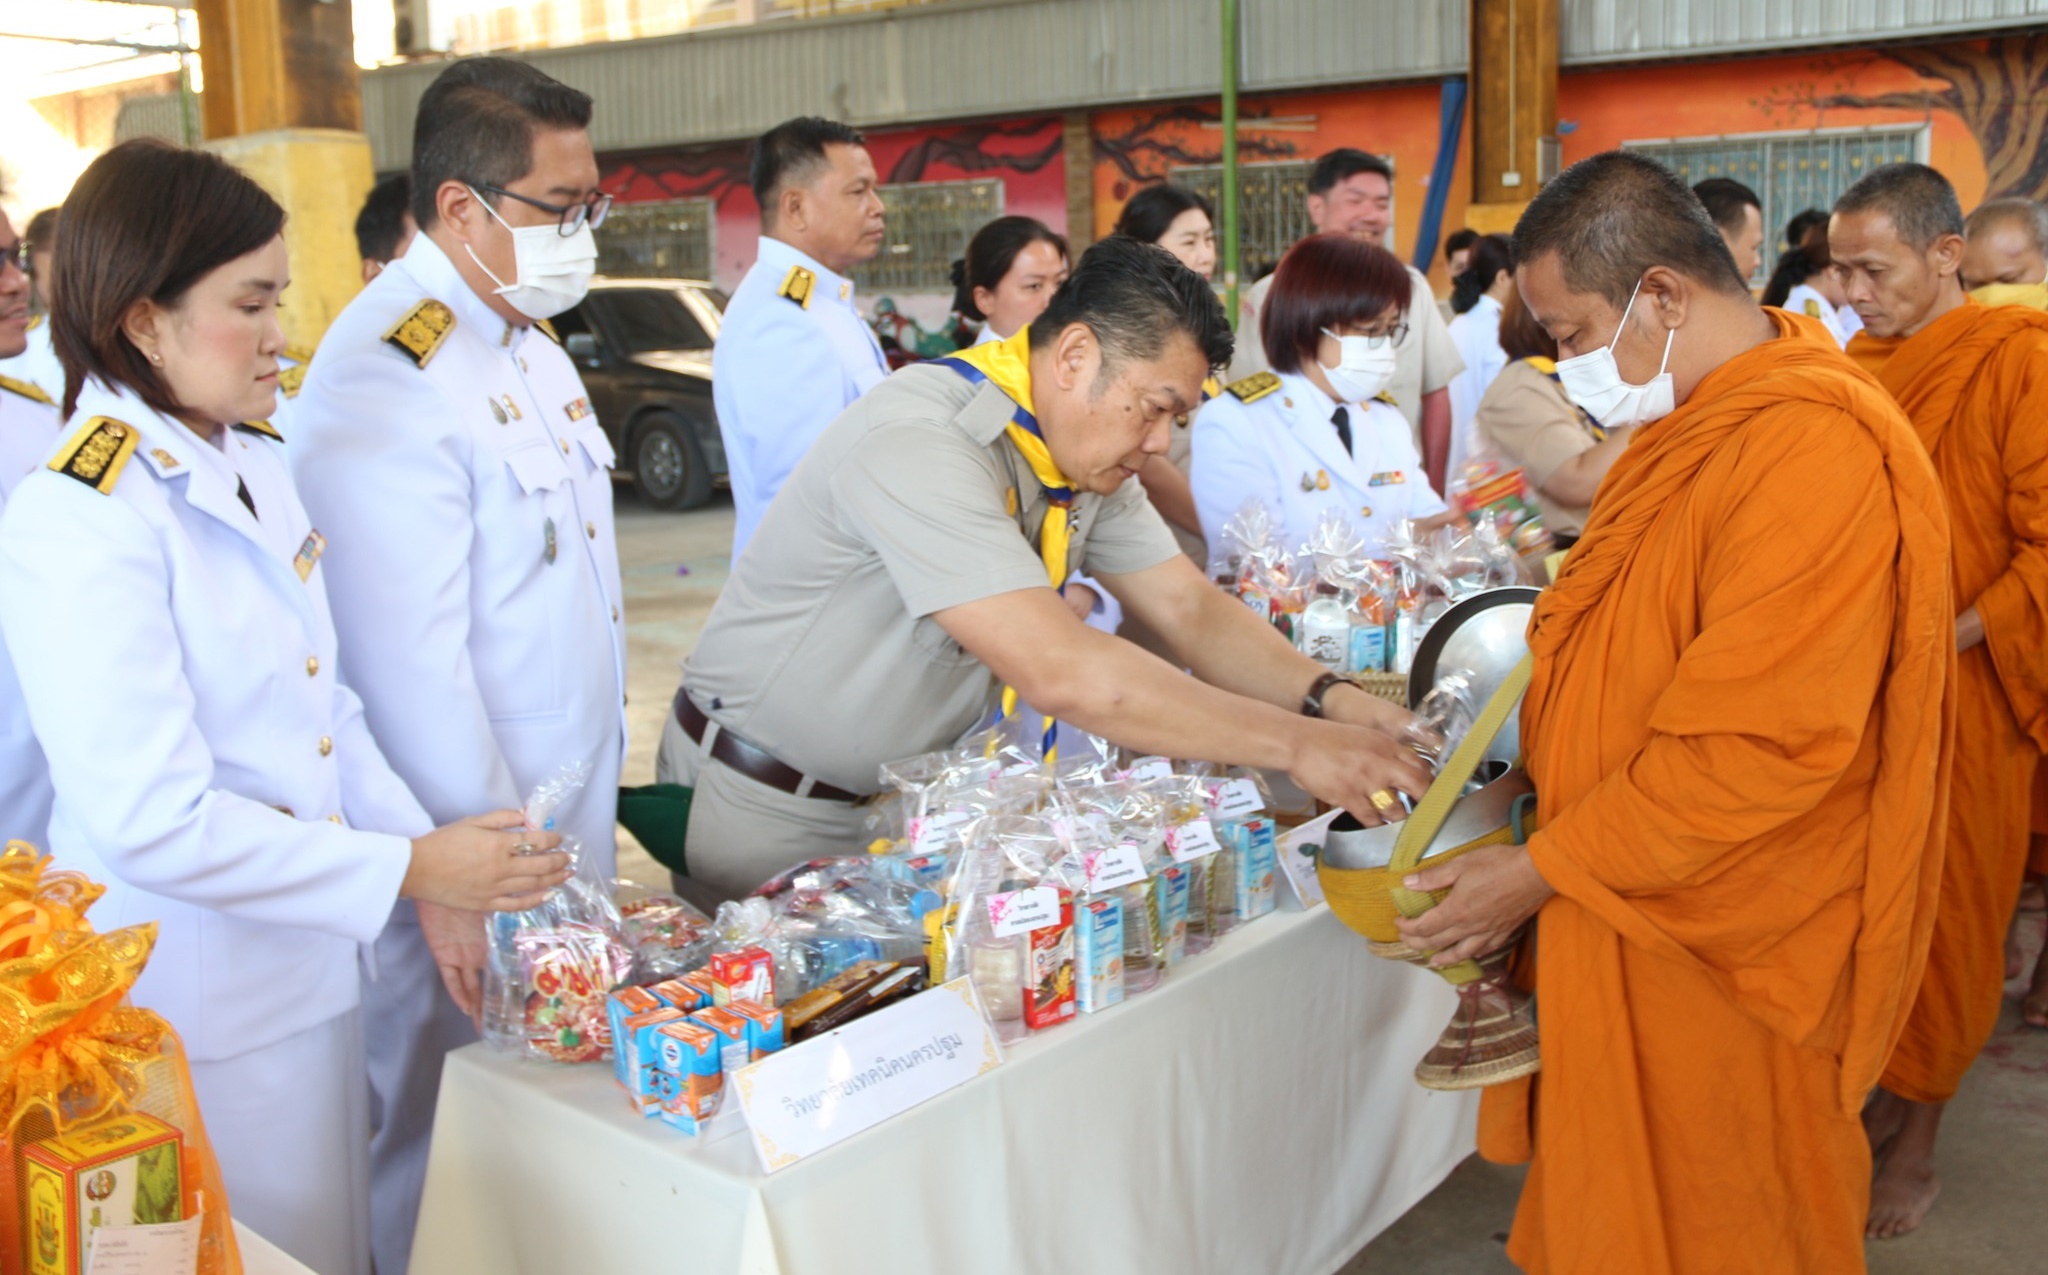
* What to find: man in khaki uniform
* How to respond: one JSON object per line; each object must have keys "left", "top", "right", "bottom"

{"left": 659, "top": 239, "right": 1434, "bottom": 900}
{"left": 1226, "top": 149, "right": 1462, "bottom": 481}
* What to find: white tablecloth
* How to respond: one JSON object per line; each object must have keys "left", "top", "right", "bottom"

{"left": 411, "top": 893, "right": 1478, "bottom": 1275}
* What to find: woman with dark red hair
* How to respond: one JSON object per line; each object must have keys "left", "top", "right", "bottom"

{"left": 1191, "top": 232, "right": 1458, "bottom": 556}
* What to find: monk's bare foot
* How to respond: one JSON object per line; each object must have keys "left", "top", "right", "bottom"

{"left": 2021, "top": 879, "right": 2046, "bottom": 912}
{"left": 2009, "top": 909, "right": 2029, "bottom": 979}
{"left": 2026, "top": 953, "right": 2048, "bottom": 1029}
{"left": 1862, "top": 1087, "right": 1906, "bottom": 1159}
{"left": 1867, "top": 1099, "right": 1943, "bottom": 1239}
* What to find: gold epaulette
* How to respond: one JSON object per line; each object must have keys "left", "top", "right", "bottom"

{"left": 48, "top": 417, "right": 139, "bottom": 495}
{"left": 778, "top": 265, "right": 815, "bottom": 310}
{"left": 235, "top": 419, "right": 284, "bottom": 442}
{"left": 277, "top": 363, "right": 308, "bottom": 399}
{"left": 0, "top": 374, "right": 52, "bottom": 406}
{"left": 1373, "top": 391, "right": 1398, "bottom": 407}
{"left": 1225, "top": 371, "right": 1281, "bottom": 403}
{"left": 534, "top": 318, "right": 562, "bottom": 344}
{"left": 283, "top": 343, "right": 316, "bottom": 365}
{"left": 1803, "top": 298, "right": 1824, "bottom": 319}
{"left": 25, "top": 314, "right": 43, "bottom": 332}
{"left": 383, "top": 299, "right": 455, "bottom": 368}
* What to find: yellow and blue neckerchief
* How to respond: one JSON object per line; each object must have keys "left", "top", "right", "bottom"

{"left": 938, "top": 328, "right": 1072, "bottom": 762}
{"left": 1524, "top": 355, "right": 1606, "bottom": 440}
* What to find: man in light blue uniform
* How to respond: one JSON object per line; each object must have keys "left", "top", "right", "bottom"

{"left": 289, "top": 59, "right": 625, "bottom": 1275}
{"left": 715, "top": 116, "right": 888, "bottom": 561}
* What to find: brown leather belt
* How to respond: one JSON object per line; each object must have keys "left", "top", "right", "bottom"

{"left": 674, "top": 688, "right": 862, "bottom": 803}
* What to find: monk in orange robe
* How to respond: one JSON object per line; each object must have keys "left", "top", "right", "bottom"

{"left": 1397, "top": 151, "right": 1954, "bottom": 1274}
{"left": 1832, "top": 164, "right": 2048, "bottom": 1239}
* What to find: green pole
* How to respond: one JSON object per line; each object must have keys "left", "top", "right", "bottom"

{"left": 1220, "top": 0, "right": 1240, "bottom": 329}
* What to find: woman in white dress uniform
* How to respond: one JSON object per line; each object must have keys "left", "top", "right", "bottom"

{"left": 0, "top": 140, "right": 572, "bottom": 1275}
{"left": 1192, "top": 232, "right": 1461, "bottom": 558}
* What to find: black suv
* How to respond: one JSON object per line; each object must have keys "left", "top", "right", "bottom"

{"left": 552, "top": 278, "right": 728, "bottom": 510}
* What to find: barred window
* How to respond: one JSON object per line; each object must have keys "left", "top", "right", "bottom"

{"left": 596, "top": 197, "right": 717, "bottom": 280}
{"left": 1173, "top": 158, "right": 1395, "bottom": 281}
{"left": 852, "top": 178, "right": 1005, "bottom": 294}
{"left": 1624, "top": 125, "right": 1927, "bottom": 285}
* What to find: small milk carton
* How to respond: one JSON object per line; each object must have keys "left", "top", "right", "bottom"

{"left": 652, "top": 1020, "right": 723, "bottom": 1134}
{"left": 607, "top": 986, "right": 663, "bottom": 1090}
{"left": 649, "top": 975, "right": 709, "bottom": 1013}
{"left": 1231, "top": 817, "right": 1278, "bottom": 921}
{"left": 709, "top": 947, "right": 775, "bottom": 1007}
{"left": 624, "top": 1007, "right": 690, "bottom": 1114}
{"left": 1021, "top": 892, "right": 1077, "bottom": 1031}
{"left": 727, "top": 999, "right": 786, "bottom": 1062}
{"left": 1151, "top": 863, "right": 1191, "bottom": 967}
{"left": 1074, "top": 895, "right": 1126, "bottom": 1014}
{"left": 688, "top": 1006, "right": 753, "bottom": 1075}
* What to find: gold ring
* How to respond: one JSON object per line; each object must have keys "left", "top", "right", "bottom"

{"left": 1368, "top": 789, "right": 1401, "bottom": 814}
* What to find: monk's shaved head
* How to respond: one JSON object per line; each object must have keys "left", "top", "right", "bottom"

{"left": 1965, "top": 197, "right": 2048, "bottom": 251}
{"left": 1961, "top": 197, "right": 2048, "bottom": 294}
{"left": 1833, "top": 163, "right": 1965, "bottom": 251}
{"left": 1512, "top": 151, "right": 1751, "bottom": 307}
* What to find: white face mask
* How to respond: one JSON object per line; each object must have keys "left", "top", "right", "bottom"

{"left": 464, "top": 186, "right": 598, "bottom": 320}
{"left": 1553, "top": 276, "right": 1676, "bottom": 428}
{"left": 1319, "top": 328, "right": 1399, "bottom": 403}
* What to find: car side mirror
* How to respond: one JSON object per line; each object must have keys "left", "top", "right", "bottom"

{"left": 565, "top": 332, "right": 601, "bottom": 365}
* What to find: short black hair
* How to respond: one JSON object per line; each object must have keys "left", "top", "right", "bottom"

{"left": 1113, "top": 184, "right": 1214, "bottom": 246}
{"left": 951, "top": 216, "right": 1068, "bottom": 320}
{"left": 1449, "top": 232, "right": 1513, "bottom": 315}
{"left": 751, "top": 117, "right": 866, "bottom": 223}
{"left": 355, "top": 173, "right": 413, "bottom": 263}
{"left": 22, "top": 207, "right": 59, "bottom": 251}
{"left": 54, "top": 139, "right": 284, "bottom": 420}
{"left": 1027, "top": 236, "right": 1232, "bottom": 377}
{"left": 1692, "top": 177, "right": 1762, "bottom": 234}
{"left": 1443, "top": 227, "right": 1480, "bottom": 266}
{"left": 1309, "top": 148, "right": 1393, "bottom": 198}
{"left": 1761, "top": 247, "right": 1821, "bottom": 309}
{"left": 1515, "top": 151, "right": 1750, "bottom": 308}
{"left": 410, "top": 57, "right": 593, "bottom": 230}
{"left": 1782, "top": 208, "right": 1828, "bottom": 252}
{"left": 1834, "top": 162, "right": 1965, "bottom": 250}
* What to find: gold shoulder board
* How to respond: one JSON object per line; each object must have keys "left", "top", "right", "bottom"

{"left": 278, "top": 363, "right": 308, "bottom": 399}
{"left": 1226, "top": 371, "right": 1282, "bottom": 403}
{"left": 48, "top": 416, "right": 140, "bottom": 494}
{"left": 778, "top": 264, "right": 815, "bottom": 310}
{"left": 534, "top": 318, "right": 563, "bottom": 344}
{"left": 1373, "top": 391, "right": 1398, "bottom": 407}
{"left": 26, "top": 314, "right": 43, "bottom": 332}
{"left": 283, "top": 343, "right": 317, "bottom": 365}
{"left": 0, "top": 374, "right": 52, "bottom": 406}
{"left": 1804, "top": 299, "right": 1824, "bottom": 319}
{"left": 235, "top": 419, "right": 284, "bottom": 442}
{"left": 382, "top": 299, "right": 456, "bottom": 368}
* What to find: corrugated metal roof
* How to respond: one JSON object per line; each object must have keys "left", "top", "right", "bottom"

{"left": 347, "top": 0, "right": 2047, "bottom": 167}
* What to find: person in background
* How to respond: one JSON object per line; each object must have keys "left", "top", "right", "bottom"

{"left": 289, "top": 57, "right": 626, "bottom": 1275}
{"left": 952, "top": 216, "right": 1115, "bottom": 633}
{"left": 0, "top": 188, "right": 57, "bottom": 855}
{"left": 1782, "top": 207, "right": 1829, "bottom": 255}
{"left": 1229, "top": 149, "right": 1464, "bottom": 488}
{"left": 1406, "top": 148, "right": 1950, "bottom": 1275}
{"left": 1192, "top": 233, "right": 1459, "bottom": 556}
{"left": 717, "top": 116, "right": 888, "bottom": 562}
{"left": 0, "top": 206, "right": 63, "bottom": 402}
{"left": 1471, "top": 285, "right": 1631, "bottom": 546}
{"left": 1960, "top": 196, "right": 2048, "bottom": 307}
{"left": 1834, "top": 162, "right": 2048, "bottom": 1241}
{"left": 1693, "top": 176, "right": 1765, "bottom": 282}
{"left": 1443, "top": 226, "right": 1479, "bottom": 299}
{"left": 0, "top": 138, "right": 570, "bottom": 1275}
{"left": 1112, "top": 183, "right": 1217, "bottom": 573}
{"left": 1444, "top": 233, "right": 1514, "bottom": 479}
{"left": 356, "top": 172, "right": 418, "bottom": 284}
{"left": 658, "top": 238, "right": 1434, "bottom": 897}
{"left": 1761, "top": 242, "right": 1854, "bottom": 347}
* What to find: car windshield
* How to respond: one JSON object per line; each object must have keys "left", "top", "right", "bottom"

{"left": 601, "top": 288, "right": 715, "bottom": 355}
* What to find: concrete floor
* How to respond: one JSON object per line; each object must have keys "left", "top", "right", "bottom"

{"left": 610, "top": 493, "right": 2048, "bottom": 1275}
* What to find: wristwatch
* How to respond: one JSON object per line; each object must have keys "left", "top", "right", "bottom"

{"left": 1300, "top": 671, "right": 1363, "bottom": 718}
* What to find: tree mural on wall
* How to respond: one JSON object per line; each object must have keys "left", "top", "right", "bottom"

{"left": 1094, "top": 104, "right": 1300, "bottom": 199}
{"left": 1755, "top": 36, "right": 2048, "bottom": 200}
{"left": 886, "top": 119, "right": 1064, "bottom": 184}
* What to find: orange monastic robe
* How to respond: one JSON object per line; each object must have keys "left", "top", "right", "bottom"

{"left": 1481, "top": 311, "right": 1954, "bottom": 1274}
{"left": 1849, "top": 301, "right": 2048, "bottom": 1101}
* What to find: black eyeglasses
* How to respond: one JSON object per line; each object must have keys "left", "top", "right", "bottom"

{"left": 0, "top": 242, "right": 23, "bottom": 275}
{"left": 473, "top": 183, "right": 614, "bottom": 236}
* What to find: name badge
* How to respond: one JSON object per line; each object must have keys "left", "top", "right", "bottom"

{"left": 293, "top": 530, "right": 327, "bottom": 581}
{"left": 1368, "top": 471, "right": 1406, "bottom": 487}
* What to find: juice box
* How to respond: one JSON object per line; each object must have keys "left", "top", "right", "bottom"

{"left": 1231, "top": 817, "right": 1278, "bottom": 921}
{"left": 1073, "top": 895, "right": 1125, "bottom": 1014}
{"left": 624, "top": 1007, "right": 689, "bottom": 1114}
{"left": 649, "top": 974, "right": 710, "bottom": 1012}
{"left": 1021, "top": 892, "right": 1076, "bottom": 1031}
{"left": 1151, "top": 864, "right": 1190, "bottom": 967}
{"left": 607, "top": 986, "right": 663, "bottom": 1090}
{"left": 687, "top": 1006, "right": 753, "bottom": 1075}
{"left": 727, "top": 999, "right": 786, "bottom": 1062}
{"left": 652, "top": 1020, "right": 723, "bottom": 1134}
{"left": 22, "top": 1112, "right": 183, "bottom": 1275}
{"left": 709, "top": 947, "right": 775, "bottom": 1007}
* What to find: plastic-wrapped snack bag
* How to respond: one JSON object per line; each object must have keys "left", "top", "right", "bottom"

{"left": 482, "top": 762, "right": 633, "bottom": 1063}
{"left": 1202, "top": 768, "right": 1278, "bottom": 927}
{"left": 615, "top": 887, "right": 714, "bottom": 984}
{"left": 944, "top": 814, "right": 1076, "bottom": 1043}
{"left": 1451, "top": 456, "right": 1552, "bottom": 563}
